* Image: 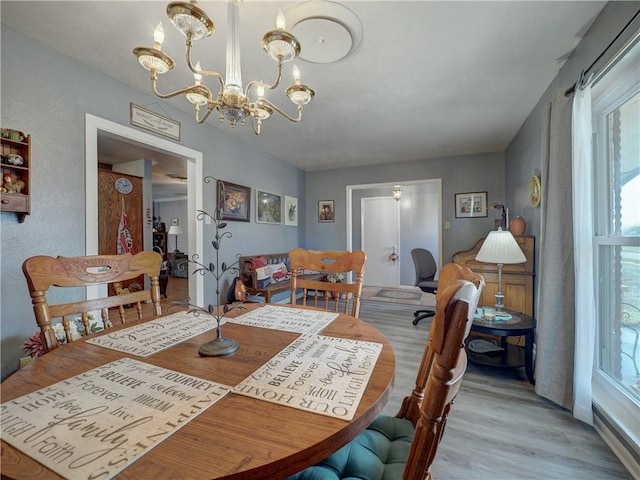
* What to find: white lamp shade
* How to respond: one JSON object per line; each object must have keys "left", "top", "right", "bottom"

{"left": 475, "top": 228, "right": 526, "bottom": 264}
{"left": 168, "top": 225, "right": 183, "bottom": 236}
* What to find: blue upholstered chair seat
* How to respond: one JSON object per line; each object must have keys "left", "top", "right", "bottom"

{"left": 286, "top": 415, "right": 414, "bottom": 480}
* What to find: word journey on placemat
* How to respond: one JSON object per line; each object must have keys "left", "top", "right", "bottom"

{"left": 0, "top": 357, "right": 229, "bottom": 480}
{"left": 234, "top": 334, "right": 382, "bottom": 421}
{"left": 229, "top": 304, "right": 338, "bottom": 335}
{"left": 86, "top": 311, "right": 217, "bottom": 357}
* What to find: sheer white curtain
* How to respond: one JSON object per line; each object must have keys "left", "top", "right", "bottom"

{"left": 571, "top": 82, "right": 596, "bottom": 425}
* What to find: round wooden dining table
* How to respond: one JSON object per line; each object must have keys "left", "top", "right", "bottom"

{"left": 0, "top": 304, "right": 395, "bottom": 479}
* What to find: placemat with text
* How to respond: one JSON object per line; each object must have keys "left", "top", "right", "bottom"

{"left": 86, "top": 311, "right": 218, "bottom": 356}
{"left": 0, "top": 357, "right": 230, "bottom": 480}
{"left": 228, "top": 305, "right": 338, "bottom": 335}
{"left": 234, "top": 335, "right": 382, "bottom": 420}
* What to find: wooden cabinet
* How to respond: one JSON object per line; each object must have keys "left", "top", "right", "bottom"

{"left": 98, "top": 169, "right": 143, "bottom": 256}
{"left": 1, "top": 131, "right": 31, "bottom": 223}
{"left": 98, "top": 169, "right": 144, "bottom": 294}
{"left": 452, "top": 235, "right": 535, "bottom": 316}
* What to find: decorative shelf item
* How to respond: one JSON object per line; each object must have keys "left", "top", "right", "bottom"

{"left": 510, "top": 216, "right": 526, "bottom": 236}
{"left": 529, "top": 174, "right": 541, "bottom": 207}
{"left": 1, "top": 129, "right": 31, "bottom": 223}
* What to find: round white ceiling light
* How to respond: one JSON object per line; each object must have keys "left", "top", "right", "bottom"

{"left": 285, "top": 1, "right": 363, "bottom": 64}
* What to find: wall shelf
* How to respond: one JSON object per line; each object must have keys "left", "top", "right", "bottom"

{"left": 1, "top": 132, "right": 31, "bottom": 223}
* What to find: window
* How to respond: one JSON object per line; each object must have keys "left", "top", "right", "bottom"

{"left": 591, "top": 37, "right": 639, "bottom": 442}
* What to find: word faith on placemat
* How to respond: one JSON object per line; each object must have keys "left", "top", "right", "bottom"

{"left": 86, "top": 311, "right": 217, "bottom": 357}
{"left": 234, "top": 335, "right": 382, "bottom": 421}
{"left": 229, "top": 305, "right": 337, "bottom": 335}
{"left": 0, "top": 357, "right": 230, "bottom": 480}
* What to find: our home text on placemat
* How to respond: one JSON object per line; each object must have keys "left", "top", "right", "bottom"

{"left": 229, "top": 305, "right": 337, "bottom": 335}
{"left": 86, "top": 311, "right": 217, "bottom": 356}
{"left": 0, "top": 357, "right": 229, "bottom": 480}
{"left": 234, "top": 335, "right": 382, "bottom": 420}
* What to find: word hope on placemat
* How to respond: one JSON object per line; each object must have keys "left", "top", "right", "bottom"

{"left": 0, "top": 357, "right": 230, "bottom": 480}
{"left": 234, "top": 335, "right": 382, "bottom": 420}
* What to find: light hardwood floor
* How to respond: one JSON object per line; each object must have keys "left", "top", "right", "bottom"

{"left": 137, "top": 278, "right": 632, "bottom": 479}
{"left": 358, "top": 299, "right": 632, "bottom": 480}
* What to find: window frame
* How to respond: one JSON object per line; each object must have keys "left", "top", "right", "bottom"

{"left": 590, "top": 36, "right": 640, "bottom": 449}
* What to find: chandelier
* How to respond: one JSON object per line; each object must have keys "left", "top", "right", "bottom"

{"left": 391, "top": 185, "right": 402, "bottom": 201}
{"left": 133, "top": 0, "right": 315, "bottom": 135}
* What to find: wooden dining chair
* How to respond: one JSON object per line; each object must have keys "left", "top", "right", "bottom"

{"left": 286, "top": 267, "right": 483, "bottom": 480}
{"left": 289, "top": 248, "right": 366, "bottom": 318}
{"left": 22, "top": 251, "right": 162, "bottom": 352}
{"left": 396, "top": 262, "right": 484, "bottom": 422}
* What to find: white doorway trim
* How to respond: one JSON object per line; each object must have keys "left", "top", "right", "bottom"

{"left": 85, "top": 114, "right": 204, "bottom": 306}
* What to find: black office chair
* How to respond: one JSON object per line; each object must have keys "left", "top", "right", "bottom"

{"left": 411, "top": 248, "right": 438, "bottom": 325}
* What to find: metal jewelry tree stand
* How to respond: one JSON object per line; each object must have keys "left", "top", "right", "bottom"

{"left": 172, "top": 176, "right": 243, "bottom": 356}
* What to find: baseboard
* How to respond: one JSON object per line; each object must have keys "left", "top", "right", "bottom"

{"left": 593, "top": 407, "right": 640, "bottom": 479}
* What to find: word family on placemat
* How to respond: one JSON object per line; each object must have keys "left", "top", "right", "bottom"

{"left": 229, "top": 304, "right": 338, "bottom": 335}
{"left": 234, "top": 335, "right": 382, "bottom": 421}
{"left": 86, "top": 311, "right": 217, "bottom": 357}
{"left": 0, "top": 357, "right": 229, "bottom": 480}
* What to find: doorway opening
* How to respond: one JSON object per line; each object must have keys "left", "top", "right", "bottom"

{"left": 85, "top": 114, "right": 204, "bottom": 306}
{"left": 346, "top": 179, "right": 442, "bottom": 289}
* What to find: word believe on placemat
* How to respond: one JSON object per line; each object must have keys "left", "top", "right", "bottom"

{"left": 86, "top": 311, "right": 217, "bottom": 357}
{"left": 0, "top": 357, "right": 229, "bottom": 480}
{"left": 229, "top": 305, "right": 338, "bottom": 335}
{"left": 234, "top": 335, "right": 382, "bottom": 421}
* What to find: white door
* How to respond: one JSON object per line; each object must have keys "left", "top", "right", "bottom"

{"left": 361, "top": 197, "right": 400, "bottom": 287}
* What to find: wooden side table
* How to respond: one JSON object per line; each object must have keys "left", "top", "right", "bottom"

{"left": 466, "top": 311, "right": 535, "bottom": 384}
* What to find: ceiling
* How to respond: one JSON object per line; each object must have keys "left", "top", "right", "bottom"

{"left": 2, "top": 1, "right": 606, "bottom": 184}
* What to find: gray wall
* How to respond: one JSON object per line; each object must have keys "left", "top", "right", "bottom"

{"left": 305, "top": 152, "right": 505, "bottom": 264}
{"left": 504, "top": 1, "right": 639, "bottom": 310}
{"left": 0, "top": 27, "right": 306, "bottom": 380}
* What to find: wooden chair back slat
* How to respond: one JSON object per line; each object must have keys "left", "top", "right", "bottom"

{"left": 22, "top": 251, "right": 162, "bottom": 353}
{"left": 289, "top": 248, "right": 366, "bottom": 318}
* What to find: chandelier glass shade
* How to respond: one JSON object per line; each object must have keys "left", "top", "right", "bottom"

{"left": 133, "top": 0, "right": 315, "bottom": 135}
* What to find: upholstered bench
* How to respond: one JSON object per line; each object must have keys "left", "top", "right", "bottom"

{"left": 238, "top": 252, "right": 324, "bottom": 303}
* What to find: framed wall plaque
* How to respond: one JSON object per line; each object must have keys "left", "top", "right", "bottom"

{"left": 318, "top": 200, "right": 335, "bottom": 223}
{"left": 256, "top": 190, "right": 282, "bottom": 224}
{"left": 454, "top": 191, "right": 487, "bottom": 218}
{"left": 219, "top": 181, "right": 251, "bottom": 222}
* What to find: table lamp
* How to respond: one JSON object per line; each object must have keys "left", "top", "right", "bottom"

{"left": 168, "top": 225, "right": 183, "bottom": 252}
{"left": 475, "top": 227, "right": 526, "bottom": 312}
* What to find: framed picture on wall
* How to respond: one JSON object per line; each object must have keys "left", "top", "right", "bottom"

{"left": 284, "top": 196, "right": 298, "bottom": 226}
{"left": 256, "top": 190, "right": 282, "bottom": 224}
{"left": 318, "top": 200, "right": 335, "bottom": 223}
{"left": 218, "top": 181, "right": 251, "bottom": 222}
{"left": 171, "top": 218, "right": 179, "bottom": 226}
{"left": 454, "top": 191, "right": 487, "bottom": 218}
